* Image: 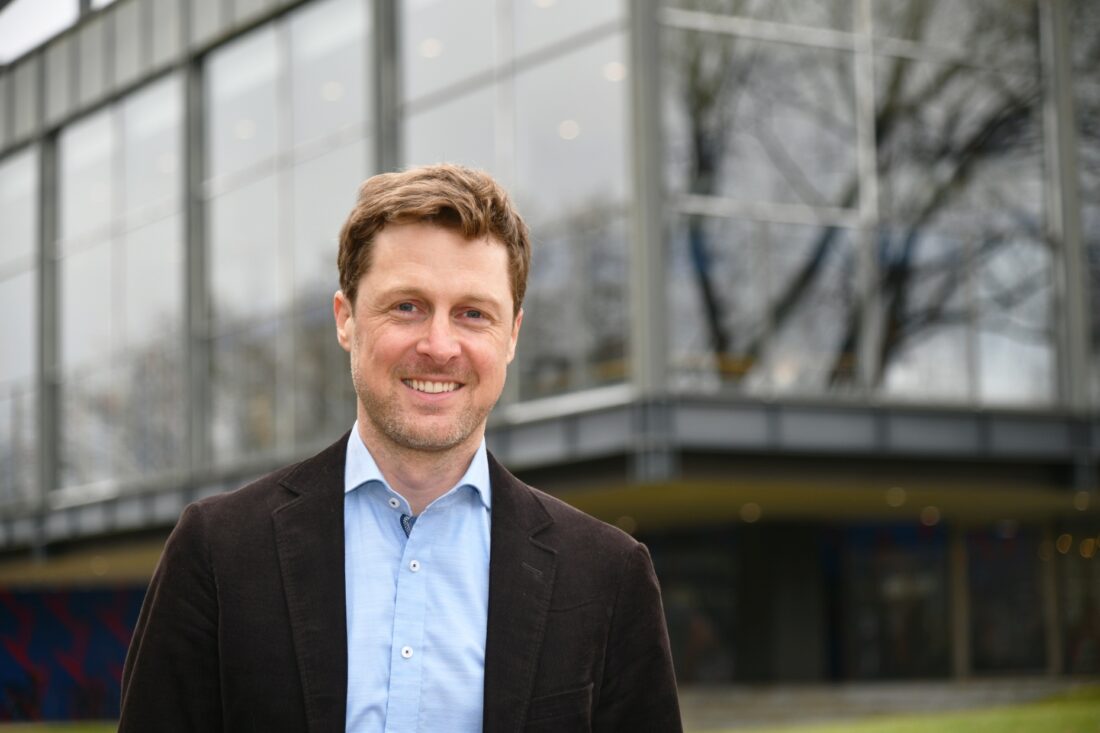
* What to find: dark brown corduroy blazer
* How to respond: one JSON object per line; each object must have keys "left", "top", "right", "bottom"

{"left": 119, "top": 434, "right": 682, "bottom": 732}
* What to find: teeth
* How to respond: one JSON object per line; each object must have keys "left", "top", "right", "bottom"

{"left": 405, "top": 379, "right": 459, "bottom": 394}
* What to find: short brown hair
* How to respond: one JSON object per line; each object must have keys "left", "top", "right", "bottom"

{"left": 338, "top": 164, "right": 531, "bottom": 316}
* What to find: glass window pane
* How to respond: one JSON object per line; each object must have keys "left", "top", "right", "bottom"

{"left": 514, "top": 33, "right": 629, "bottom": 226}
{"left": 404, "top": 84, "right": 496, "bottom": 171}
{"left": 60, "top": 366, "right": 117, "bottom": 487}
{"left": 211, "top": 323, "right": 279, "bottom": 462}
{"left": 0, "top": 271, "right": 36, "bottom": 385}
{"left": 290, "top": 305, "right": 355, "bottom": 444}
{"left": 206, "top": 25, "right": 279, "bottom": 180}
{"left": 400, "top": 0, "right": 495, "bottom": 101}
{"left": 518, "top": 216, "right": 628, "bottom": 399}
{"left": 877, "top": 229, "right": 971, "bottom": 402}
{"left": 1074, "top": 0, "right": 1100, "bottom": 401}
{"left": 60, "top": 242, "right": 114, "bottom": 370}
{"left": 513, "top": 0, "right": 624, "bottom": 57}
{"left": 664, "top": 31, "right": 858, "bottom": 208}
{"left": 669, "top": 216, "right": 858, "bottom": 395}
{"left": 121, "top": 74, "right": 182, "bottom": 221}
{"left": 976, "top": 239, "right": 1053, "bottom": 405}
{"left": 209, "top": 175, "right": 281, "bottom": 324}
{"left": 0, "top": 387, "right": 36, "bottom": 503}
{"left": 666, "top": 0, "right": 853, "bottom": 32}
{"left": 116, "top": 346, "right": 185, "bottom": 476}
{"left": 0, "top": 147, "right": 38, "bottom": 269}
{"left": 291, "top": 140, "right": 367, "bottom": 305}
{"left": 875, "top": 56, "right": 1047, "bottom": 405}
{"left": 873, "top": 0, "right": 1038, "bottom": 69}
{"left": 59, "top": 108, "right": 115, "bottom": 245}
{"left": 123, "top": 214, "right": 183, "bottom": 351}
{"left": 289, "top": 0, "right": 370, "bottom": 147}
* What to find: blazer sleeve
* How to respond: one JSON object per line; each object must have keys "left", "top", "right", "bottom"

{"left": 594, "top": 542, "right": 683, "bottom": 732}
{"left": 119, "top": 502, "right": 223, "bottom": 732}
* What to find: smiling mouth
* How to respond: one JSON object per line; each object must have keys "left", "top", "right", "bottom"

{"left": 403, "top": 379, "right": 461, "bottom": 394}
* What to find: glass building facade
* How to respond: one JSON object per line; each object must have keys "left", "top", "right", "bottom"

{"left": 0, "top": 0, "right": 1098, "bottom": 693}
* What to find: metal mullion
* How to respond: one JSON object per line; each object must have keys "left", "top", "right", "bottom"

{"left": 37, "top": 137, "right": 59, "bottom": 554}
{"left": 275, "top": 18, "right": 295, "bottom": 451}
{"left": 374, "top": 0, "right": 400, "bottom": 173}
{"left": 629, "top": 0, "right": 674, "bottom": 481}
{"left": 1040, "top": 0, "right": 1088, "bottom": 415}
{"left": 660, "top": 7, "right": 857, "bottom": 53}
{"left": 854, "top": 0, "right": 880, "bottom": 396}
{"left": 184, "top": 58, "right": 209, "bottom": 486}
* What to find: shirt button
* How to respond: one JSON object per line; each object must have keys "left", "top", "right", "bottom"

{"left": 401, "top": 646, "right": 413, "bottom": 659}
{"left": 387, "top": 497, "right": 400, "bottom": 509}
{"left": 409, "top": 560, "right": 421, "bottom": 572}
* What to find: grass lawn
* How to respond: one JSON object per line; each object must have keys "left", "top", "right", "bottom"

{"left": 704, "top": 685, "right": 1100, "bottom": 733}
{"left": 2, "top": 686, "right": 1098, "bottom": 733}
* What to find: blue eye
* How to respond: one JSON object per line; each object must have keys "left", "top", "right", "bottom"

{"left": 397, "top": 303, "right": 415, "bottom": 312}
{"left": 465, "top": 310, "right": 483, "bottom": 319}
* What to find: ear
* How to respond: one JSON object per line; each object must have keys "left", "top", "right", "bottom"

{"left": 334, "top": 290, "right": 354, "bottom": 352}
{"left": 505, "top": 308, "right": 523, "bottom": 364}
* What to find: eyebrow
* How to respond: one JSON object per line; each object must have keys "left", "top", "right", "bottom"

{"left": 376, "top": 287, "right": 507, "bottom": 311}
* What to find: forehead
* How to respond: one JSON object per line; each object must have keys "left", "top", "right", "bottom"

{"left": 366, "top": 222, "right": 513, "bottom": 304}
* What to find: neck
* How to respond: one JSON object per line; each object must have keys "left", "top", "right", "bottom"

{"left": 355, "top": 421, "right": 482, "bottom": 516}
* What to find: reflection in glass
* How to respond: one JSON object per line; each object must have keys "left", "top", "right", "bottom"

{"left": 60, "top": 242, "right": 113, "bottom": 370}
{"left": 1073, "top": 0, "right": 1100, "bottom": 401}
{"left": 518, "top": 215, "right": 628, "bottom": 399}
{"left": 121, "top": 75, "right": 182, "bottom": 221}
{"left": 212, "top": 324, "right": 279, "bottom": 461}
{"left": 123, "top": 214, "right": 183, "bottom": 351}
{"left": 0, "top": 272, "right": 36, "bottom": 385}
{"left": 291, "top": 140, "right": 369, "bottom": 304}
{"left": 400, "top": 0, "right": 495, "bottom": 101}
{"left": 874, "top": 52, "right": 1051, "bottom": 404}
{"left": 116, "top": 346, "right": 185, "bottom": 477}
{"left": 60, "top": 367, "right": 117, "bottom": 488}
{"left": 669, "top": 216, "right": 858, "bottom": 395}
{"left": 877, "top": 230, "right": 971, "bottom": 402}
{"left": 664, "top": 31, "right": 857, "bottom": 208}
{"left": 1059, "top": 522, "right": 1100, "bottom": 674}
{"left": 666, "top": 0, "right": 853, "bottom": 32}
{"left": 514, "top": 33, "right": 629, "bottom": 226}
{"left": 289, "top": 0, "right": 370, "bottom": 147}
{"left": 290, "top": 306, "right": 356, "bottom": 445}
{"left": 404, "top": 85, "right": 496, "bottom": 172}
{"left": 206, "top": 25, "right": 279, "bottom": 181}
{"left": 59, "top": 109, "right": 115, "bottom": 244}
{"left": 0, "top": 389, "right": 35, "bottom": 503}
{"left": 873, "top": 0, "right": 1038, "bottom": 70}
{"left": 0, "top": 148, "right": 38, "bottom": 268}
{"left": 512, "top": 0, "right": 624, "bottom": 58}
{"left": 209, "top": 175, "right": 281, "bottom": 323}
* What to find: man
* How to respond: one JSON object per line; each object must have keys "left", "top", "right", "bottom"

{"left": 119, "top": 165, "right": 682, "bottom": 732}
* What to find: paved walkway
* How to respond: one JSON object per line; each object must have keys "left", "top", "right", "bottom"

{"left": 679, "top": 676, "right": 1099, "bottom": 731}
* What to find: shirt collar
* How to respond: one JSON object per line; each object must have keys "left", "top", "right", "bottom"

{"left": 344, "top": 422, "right": 492, "bottom": 510}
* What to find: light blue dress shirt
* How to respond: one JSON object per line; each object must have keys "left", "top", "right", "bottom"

{"left": 343, "top": 424, "right": 491, "bottom": 733}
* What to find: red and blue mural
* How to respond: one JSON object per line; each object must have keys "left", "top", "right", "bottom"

{"left": 0, "top": 587, "right": 145, "bottom": 720}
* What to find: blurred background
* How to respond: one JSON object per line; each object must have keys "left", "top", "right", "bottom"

{"left": 0, "top": 0, "right": 1098, "bottom": 722}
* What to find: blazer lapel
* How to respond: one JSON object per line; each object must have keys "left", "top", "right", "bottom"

{"left": 273, "top": 435, "right": 349, "bottom": 733}
{"left": 483, "top": 455, "right": 557, "bottom": 733}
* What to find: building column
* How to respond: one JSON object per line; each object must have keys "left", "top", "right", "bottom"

{"left": 1041, "top": 523, "right": 1064, "bottom": 675}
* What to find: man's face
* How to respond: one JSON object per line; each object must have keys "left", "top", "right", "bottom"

{"left": 334, "top": 222, "right": 522, "bottom": 456}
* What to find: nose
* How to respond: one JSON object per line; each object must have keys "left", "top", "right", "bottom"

{"left": 416, "top": 312, "right": 461, "bottom": 363}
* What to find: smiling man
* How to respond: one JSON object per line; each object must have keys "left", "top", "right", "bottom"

{"left": 119, "top": 165, "right": 682, "bottom": 732}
